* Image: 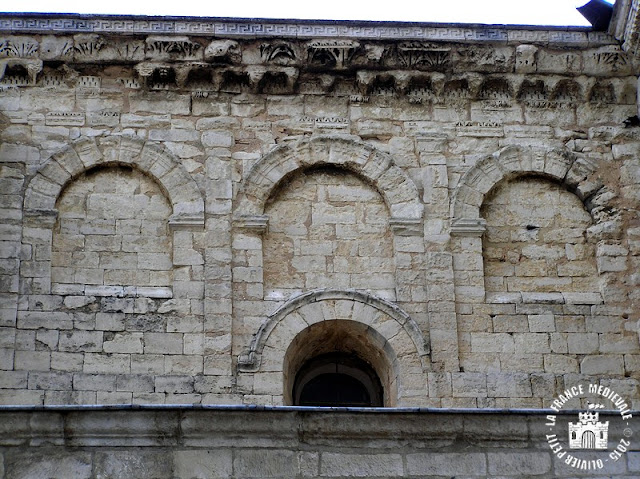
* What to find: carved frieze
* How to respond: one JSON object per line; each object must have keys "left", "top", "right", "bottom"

{"left": 41, "top": 73, "right": 65, "bottom": 88}
{"left": 593, "top": 49, "right": 629, "bottom": 72}
{"left": 443, "top": 78, "right": 470, "bottom": 106}
{"left": 114, "top": 41, "right": 145, "bottom": 62}
{"left": 117, "top": 77, "right": 141, "bottom": 89}
{"left": 45, "top": 112, "right": 85, "bottom": 126}
{"left": 87, "top": 110, "right": 120, "bottom": 127}
{"left": 254, "top": 67, "right": 299, "bottom": 94}
{"left": 72, "top": 35, "right": 106, "bottom": 59}
{"left": 397, "top": 42, "right": 450, "bottom": 70}
{"left": 260, "top": 42, "right": 295, "bottom": 64}
{"left": 307, "top": 40, "right": 360, "bottom": 68}
{"left": 455, "top": 121, "right": 504, "bottom": 137}
{"left": 515, "top": 44, "right": 538, "bottom": 73}
{"left": 146, "top": 36, "right": 202, "bottom": 61}
{"left": 589, "top": 81, "right": 616, "bottom": 104}
{"left": 455, "top": 46, "right": 511, "bottom": 72}
{"left": 0, "top": 37, "right": 38, "bottom": 57}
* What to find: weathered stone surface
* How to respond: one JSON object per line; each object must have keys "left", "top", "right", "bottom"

{"left": 0, "top": 6, "right": 638, "bottom": 448}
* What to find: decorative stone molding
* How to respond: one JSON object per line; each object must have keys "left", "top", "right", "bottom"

{"left": 611, "top": 0, "right": 640, "bottom": 60}
{"left": 307, "top": 40, "right": 360, "bottom": 68}
{"left": 0, "top": 36, "right": 38, "bottom": 56}
{"left": 0, "top": 15, "right": 615, "bottom": 48}
{"left": 169, "top": 214, "right": 206, "bottom": 231}
{"left": 260, "top": 42, "right": 296, "bottom": 64}
{"left": 236, "top": 135, "right": 422, "bottom": 220}
{"left": 397, "top": 42, "right": 450, "bottom": 69}
{"left": 450, "top": 218, "right": 487, "bottom": 237}
{"left": 232, "top": 214, "right": 269, "bottom": 233}
{"left": 238, "top": 288, "right": 430, "bottom": 371}
{"left": 146, "top": 36, "right": 202, "bottom": 61}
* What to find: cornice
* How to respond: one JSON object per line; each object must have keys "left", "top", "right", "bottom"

{"left": 0, "top": 13, "right": 617, "bottom": 46}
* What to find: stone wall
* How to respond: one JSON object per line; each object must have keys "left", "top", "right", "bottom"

{"left": 0, "top": 407, "right": 638, "bottom": 478}
{"left": 0, "top": 13, "right": 639, "bottom": 411}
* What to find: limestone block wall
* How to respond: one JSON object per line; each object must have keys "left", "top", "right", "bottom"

{"left": 0, "top": 14, "right": 639, "bottom": 408}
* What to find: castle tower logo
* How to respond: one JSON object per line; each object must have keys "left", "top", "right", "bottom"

{"left": 568, "top": 404, "right": 608, "bottom": 450}
{"left": 544, "top": 383, "right": 635, "bottom": 472}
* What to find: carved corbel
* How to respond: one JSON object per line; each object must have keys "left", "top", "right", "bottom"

{"left": 355, "top": 71, "right": 377, "bottom": 94}
{"left": 174, "top": 65, "right": 191, "bottom": 88}
{"left": 134, "top": 62, "right": 155, "bottom": 83}
{"left": 390, "top": 71, "right": 413, "bottom": 94}
{"left": 251, "top": 66, "right": 299, "bottom": 94}
{"left": 134, "top": 62, "right": 176, "bottom": 87}
{"left": 169, "top": 213, "right": 205, "bottom": 231}
{"left": 205, "top": 39, "right": 241, "bottom": 64}
{"left": 0, "top": 58, "right": 42, "bottom": 85}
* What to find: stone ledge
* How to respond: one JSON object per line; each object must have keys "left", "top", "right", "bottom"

{"left": 485, "top": 291, "right": 604, "bottom": 305}
{"left": 51, "top": 285, "right": 174, "bottom": 299}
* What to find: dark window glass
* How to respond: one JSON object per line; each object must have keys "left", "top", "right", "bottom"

{"left": 293, "top": 353, "right": 383, "bottom": 407}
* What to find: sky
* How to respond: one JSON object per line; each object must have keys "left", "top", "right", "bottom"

{"left": 1, "top": 0, "right": 616, "bottom": 27}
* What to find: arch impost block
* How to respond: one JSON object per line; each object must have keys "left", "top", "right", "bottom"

{"left": 168, "top": 213, "right": 205, "bottom": 230}
{"left": 237, "top": 351, "right": 258, "bottom": 372}
{"left": 450, "top": 218, "right": 487, "bottom": 237}
{"left": 232, "top": 214, "right": 269, "bottom": 233}
{"left": 23, "top": 208, "right": 58, "bottom": 227}
{"left": 389, "top": 217, "right": 423, "bottom": 236}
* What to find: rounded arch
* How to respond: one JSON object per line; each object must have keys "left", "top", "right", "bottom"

{"left": 238, "top": 289, "right": 429, "bottom": 371}
{"left": 236, "top": 135, "right": 422, "bottom": 220}
{"left": 451, "top": 145, "right": 619, "bottom": 237}
{"left": 24, "top": 135, "right": 204, "bottom": 226}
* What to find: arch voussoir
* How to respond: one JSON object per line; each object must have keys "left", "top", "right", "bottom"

{"left": 236, "top": 135, "right": 422, "bottom": 220}
{"left": 24, "top": 135, "right": 205, "bottom": 227}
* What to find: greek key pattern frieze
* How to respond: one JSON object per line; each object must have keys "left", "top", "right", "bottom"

{"left": 0, "top": 15, "right": 611, "bottom": 46}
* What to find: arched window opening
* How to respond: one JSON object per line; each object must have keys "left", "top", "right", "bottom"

{"left": 283, "top": 319, "right": 398, "bottom": 407}
{"left": 293, "top": 353, "right": 383, "bottom": 407}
